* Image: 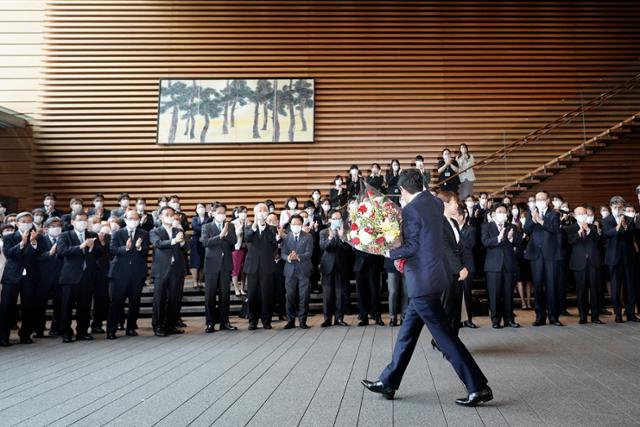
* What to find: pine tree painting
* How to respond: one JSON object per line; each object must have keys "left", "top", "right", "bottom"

{"left": 157, "top": 79, "right": 314, "bottom": 144}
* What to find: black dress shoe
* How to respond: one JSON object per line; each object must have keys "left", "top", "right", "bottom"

{"left": 335, "top": 320, "right": 348, "bottom": 326}
{"left": 176, "top": 320, "right": 187, "bottom": 328}
{"left": 551, "top": 320, "right": 564, "bottom": 326}
{"left": 358, "top": 319, "right": 369, "bottom": 327}
{"left": 615, "top": 316, "right": 624, "bottom": 323}
{"left": 600, "top": 308, "right": 612, "bottom": 315}
{"left": 278, "top": 315, "right": 287, "bottom": 321}
{"left": 532, "top": 320, "right": 546, "bottom": 327}
{"left": 375, "top": 317, "right": 385, "bottom": 326}
{"left": 579, "top": 318, "right": 587, "bottom": 325}
{"left": 62, "top": 335, "right": 74, "bottom": 343}
{"left": 154, "top": 328, "right": 167, "bottom": 337}
{"left": 455, "top": 386, "right": 493, "bottom": 407}
{"left": 48, "top": 330, "right": 60, "bottom": 337}
{"left": 492, "top": 323, "right": 503, "bottom": 329}
{"left": 92, "top": 326, "right": 105, "bottom": 334}
{"left": 321, "top": 320, "right": 332, "bottom": 327}
{"left": 283, "top": 321, "right": 295, "bottom": 330}
{"left": 389, "top": 317, "right": 398, "bottom": 327}
{"left": 106, "top": 333, "right": 117, "bottom": 340}
{"left": 263, "top": 324, "right": 272, "bottom": 330}
{"left": 463, "top": 320, "right": 478, "bottom": 329}
{"left": 205, "top": 325, "right": 215, "bottom": 333}
{"left": 166, "top": 327, "right": 184, "bottom": 335}
{"left": 125, "top": 329, "right": 138, "bottom": 336}
{"left": 628, "top": 316, "right": 640, "bottom": 323}
{"left": 300, "top": 323, "right": 309, "bottom": 329}
{"left": 506, "top": 321, "right": 520, "bottom": 328}
{"left": 248, "top": 324, "right": 257, "bottom": 331}
{"left": 0, "top": 339, "right": 11, "bottom": 347}
{"left": 592, "top": 319, "right": 604, "bottom": 324}
{"left": 76, "top": 334, "right": 94, "bottom": 341}
{"left": 221, "top": 323, "right": 238, "bottom": 331}
{"left": 20, "top": 337, "right": 34, "bottom": 344}
{"left": 361, "top": 379, "right": 395, "bottom": 400}
{"left": 430, "top": 339, "right": 442, "bottom": 355}
{"left": 560, "top": 310, "right": 571, "bottom": 316}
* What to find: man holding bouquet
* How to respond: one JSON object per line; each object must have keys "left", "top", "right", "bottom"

{"left": 361, "top": 168, "right": 493, "bottom": 407}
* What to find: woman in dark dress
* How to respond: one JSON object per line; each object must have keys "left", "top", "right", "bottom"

{"left": 384, "top": 159, "right": 402, "bottom": 204}
{"left": 367, "top": 162, "right": 385, "bottom": 192}
{"left": 329, "top": 175, "right": 348, "bottom": 210}
{"left": 189, "top": 202, "right": 211, "bottom": 289}
{"left": 436, "top": 148, "right": 461, "bottom": 193}
{"left": 346, "top": 164, "right": 364, "bottom": 199}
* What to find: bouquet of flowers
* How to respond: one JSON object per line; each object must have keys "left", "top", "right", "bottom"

{"left": 344, "top": 184, "right": 402, "bottom": 256}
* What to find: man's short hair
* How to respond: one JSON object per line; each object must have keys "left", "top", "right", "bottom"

{"left": 328, "top": 209, "right": 342, "bottom": 218}
{"left": 158, "top": 205, "right": 175, "bottom": 216}
{"left": 44, "top": 216, "right": 62, "bottom": 227}
{"left": 437, "top": 191, "right": 458, "bottom": 204}
{"left": 212, "top": 202, "right": 227, "bottom": 211}
{"left": 610, "top": 196, "right": 625, "bottom": 206}
{"left": 397, "top": 168, "right": 423, "bottom": 194}
{"left": 73, "top": 211, "right": 88, "bottom": 221}
{"left": 43, "top": 192, "right": 57, "bottom": 200}
{"left": 289, "top": 214, "right": 303, "bottom": 224}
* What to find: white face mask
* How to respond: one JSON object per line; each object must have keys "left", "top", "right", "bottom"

{"left": 479, "top": 199, "right": 488, "bottom": 208}
{"left": 624, "top": 211, "right": 636, "bottom": 218}
{"left": 159, "top": 201, "right": 168, "bottom": 208}
{"left": 392, "top": 165, "right": 400, "bottom": 171}
{"left": 350, "top": 170, "right": 358, "bottom": 176}
{"left": 528, "top": 202, "right": 536, "bottom": 211}
{"left": 94, "top": 201, "right": 104, "bottom": 209}
{"left": 196, "top": 207, "right": 206, "bottom": 216}
{"left": 169, "top": 202, "right": 180, "bottom": 211}
{"left": 601, "top": 210, "right": 610, "bottom": 218}
{"left": 312, "top": 193, "right": 320, "bottom": 201}
{"left": 335, "top": 180, "right": 342, "bottom": 186}
{"left": 586, "top": 215, "right": 595, "bottom": 224}
{"left": 322, "top": 204, "right": 331, "bottom": 212}
{"left": 100, "top": 226, "right": 112, "bottom": 234}
{"left": 511, "top": 209, "right": 519, "bottom": 217}
{"left": 552, "top": 200, "right": 562, "bottom": 209}
{"left": 110, "top": 222, "right": 120, "bottom": 231}
{"left": 415, "top": 161, "right": 423, "bottom": 168}
{"left": 162, "top": 216, "right": 174, "bottom": 225}
{"left": 238, "top": 212, "right": 247, "bottom": 220}
{"left": 290, "top": 224, "right": 302, "bottom": 235}
{"left": 120, "top": 200, "right": 130, "bottom": 208}
{"left": 172, "top": 220, "right": 181, "bottom": 229}
{"left": 90, "top": 223, "right": 102, "bottom": 233}
{"left": 306, "top": 209, "right": 314, "bottom": 217}
{"left": 125, "top": 219, "right": 140, "bottom": 230}
{"left": 535, "top": 200, "right": 548, "bottom": 212}
{"left": 48, "top": 227, "right": 62, "bottom": 237}
{"left": 137, "top": 204, "right": 145, "bottom": 213}
{"left": 214, "top": 213, "right": 226, "bottom": 223}
{"left": 43, "top": 199, "right": 51, "bottom": 207}
{"left": 519, "top": 216, "right": 526, "bottom": 226}
{"left": 494, "top": 213, "right": 507, "bottom": 224}
{"left": 72, "top": 204, "right": 83, "bottom": 213}
{"left": 330, "top": 219, "right": 342, "bottom": 230}
{"left": 74, "top": 221, "right": 88, "bottom": 232}
{"left": 611, "top": 207, "right": 621, "bottom": 218}
{"left": 18, "top": 222, "right": 33, "bottom": 234}
{"left": 575, "top": 214, "right": 588, "bottom": 224}
{"left": 255, "top": 212, "right": 268, "bottom": 222}
{"left": 288, "top": 201, "right": 297, "bottom": 210}
{"left": 34, "top": 215, "right": 44, "bottom": 224}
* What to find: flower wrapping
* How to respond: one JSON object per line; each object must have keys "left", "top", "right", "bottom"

{"left": 344, "top": 183, "right": 402, "bottom": 256}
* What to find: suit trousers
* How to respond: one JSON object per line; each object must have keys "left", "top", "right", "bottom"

{"left": 573, "top": 266, "right": 599, "bottom": 321}
{"left": 34, "top": 280, "right": 61, "bottom": 335}
{"left": 485, "top": 270, "right": 515, "bottom": 325}
{"left": 91, "top": 269, "right": 110, "bottom": 328}
{"left": 356, "top": 263, "right": 381, "bottom": 319}
{"left": 387, "top": 272, "right": 408, "bottom": 319}
{"left": 246, "top": 271, "right": 274, "bottom": 326}
{"left": 609, "top": 257, "right": 636, "bottom": 317}
{"left": 285, "top": 274, "right": 311, "bottom": 322}
{"left": 0, "top": 277, "right": 37, "bottom": 341}
{"left": 530, "top": 258, "right": 558, "bottom": 322}
{"left": 379, "top": 294, "right": 488, "bottom": 393}
{"left": 204, "top": 269, "right": 231, "bottom": 326}
{"left": 441, "top": 275, "right": 463, "bottom": 336}
{"left": 152, "top": 264, "right": 183, "bottom": 330}
{"left": 60, "top": 270, "right": 93, "bottom": 337}
{"left": 107, "top": 275, "right": 142, "bottom": 334}
{"left": 321, "top": 270, "right": 347, "bottom": 322}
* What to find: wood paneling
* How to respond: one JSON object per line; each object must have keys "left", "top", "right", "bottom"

{"left": 0, "top": 126, "right": 34, "bottom": 211}
{"left": 32, "top": 1, "right": 640, "bottom": 212}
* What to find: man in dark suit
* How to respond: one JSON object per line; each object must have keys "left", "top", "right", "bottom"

{"left": 88, "top": 214, "right": 111, "bottom": 334}
{"left": 243, "top": 203, "right": 278, "bottom": 330}
{"left": 567, "top": 206, "right": 603, "bottom": 324}
{"left": 281, "top": 214, "right": 314, "bottom": 329}
{"left": 150, "top": 206, "right": 188, "bottom": 336}
{"left": 482, "top": 204, "right": 521, "bottom": 328}
{"left": 60, "top": 198, "right": 86, "bottom": 231}
{"left": 43, "top": 192, "right": 64, "bottom": 220}
{"left": 0, "top": 212, "right": 45, "bottom": 346}
{"left": 602, "top": 196, "right": 639, "bottom": 323}
{"left": 201, "top": 202, "right": 238, "bottom": 333}
{"left": 524, "top": 191, "right": 563, "bottom": 326}
{"left": 106, "top": 209, "right": 149, "bottom": 339}
{"left": 354, "top": 250, "right": 384, "bottom": 326}
{"left": 362, "top": 169, "right": 492, "bottom": 407}
{"left": 34, "top": 216, "right": 64, "bottom": 338}
{"left": 87, "top": 192, "right": 111, "bottom": 221}
{"left": 319, "top": 210, "right": 351, "bottom": 327}
{"left": 57, "top": 211, "right": 104, "bottom": 343}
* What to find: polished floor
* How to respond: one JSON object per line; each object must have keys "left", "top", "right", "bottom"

{"left": 1, "top": 309, "right": 639, "bottom": 427}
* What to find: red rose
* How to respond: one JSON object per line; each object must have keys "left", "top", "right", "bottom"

{"left": 366, "top": 191, "right": 374, "bottom": 198}
{"left": 352, "top": 237, "right": 361, "bottom": 245}
{"left": 358, "top": 204, "right": 367, "bottom": 214}
{"left": 351, "top": 223, "right": 358, "bottom": 231}
{"left": 364, "top": 227, "right": 373, "bottom": 234}
{"left": 375, "top": 236, "right": 386, "bottom": 245}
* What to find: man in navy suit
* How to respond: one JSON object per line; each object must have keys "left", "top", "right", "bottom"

{"left": 34, "top": 216, "right": 64, "bottom": 338}
{"left": 362, "top": 169, "right": 492, "bottom": 407}
{"left": 524, "top": 191, "right": 562, "bottom": 326}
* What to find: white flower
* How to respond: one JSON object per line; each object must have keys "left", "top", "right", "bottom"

{"left": 359, "top": 231, "right": 372, "bottom": 245}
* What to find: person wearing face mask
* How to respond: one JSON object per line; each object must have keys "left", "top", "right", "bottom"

{"left": 134, "top": 198, "right": 153, "bottom": 232}
{"left": 319, "top": 210, "right": 351, "bottom": 327}
{"left": 0, "top": 212, "right": 45, "bottom": 346}
{"left": 384, "top": 159, "right": 402, "bottom": 204}
{"left": 602, "top": 196, "right": 639, "bottom": 323}
{"left": 168, "top": 194, "right": 189, "bottom": 231}
{"left": 266, "top": 212, "right": 288, "bottom": 322}
{"left": 87, "top": 192, "right": 111, "bottom": 221}
{"left": 456, "top": 144, "right": 476, "bottom": 199}
{"left": 514, "top": 205, "right": 533, "bottom": 311}
{"left": 281, "top": 214, "right": 314, "bottom": 329}
{"left": 243, "top": 203, "right": 278, "bottom": 330}
{"left": 149, "top": 206, "right": 188, "bottom": 337}
{"left": 0, "top": 201, "right": 8, "bottom": 224}
{"left": 482, "top": 204, "right": 521, "bottom": 329}
{"left": 188, "top": 203, "right": 210, "bottom": 290}
{"left": 110, "top": 192, "right": 131, "bottom": 219}
{"left": 105, "top": 209, "right": 149, "bottom": 339}
{"left": 200, "top": 202, "right": 238, "bottom": 333}
{"left": 330, "top": 175, "right": 348, "bottom": 209}
{"left": 86, "top": 214, "right": 111, "bottom": 334}
{"left": 56, "top": 211, "right": 104, "bottom": 343}
{"left": 319, "top": 197, "right": 333, "bottom": 226}
{"left": 363, "top": 169, "right": 491, "bottom": 407}
{"left": 456, "top": 206, "right": 478, "bottom": 330}
{"left": 524, "top": 191, "right": 562, "bottom": 327}
{"left": 279, "top": 196, "right": 300, "bottom": 229}
{"left": 265, "top": 199, "right": 276, "bottom": 214}
{"left": 42, "top": 192, "right": 63, "bottom": 220}
{"left": 310, "top": 189, "right": 323, "bottom": 214}
{"left": 437, "top": 148, "right": 460, "bottom": 194}
{"left": 302, "top": 200, "right": 322, "bottom": 295}
{"left": 0, "top": 224, "right": 16, "bottom": 286}
{"left": 414, "top": 155, "right": 431, "bottom": 191}
{"left": 367, "top": 163, "right": 385, "bottom": 191}
{"left": 61, "top": 198, "right": 85, "bottom": 231}
{"left": 567, "top": 206, "right": 603, "bottom": 324}
{"left": 152, "top": 195, "right": 169, "bottom": 227}
{"left": 231, "top": 206, "right": 249, "bottom": 296}
{"left": 527, "top": 196, "right": 536, "bottom": 215}
{"left": 346, "top": 164, "right": 364, "bottom": 199}
{"left": 31, "top": 208, "right": 46, "bottom": 232}
{"left": 354, "top": 245, "right": 384, "bottom": 327}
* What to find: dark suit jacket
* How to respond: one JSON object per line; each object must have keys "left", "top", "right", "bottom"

{"left": 201, "top": 221, "right": 237, "bottom": 274}
{"left": 108, "top": 227, "right": 150, "bottom": 280}
{"left": 442, "top": 216, "right": 465, "bottom": 277}
{"left": 602, "top": 215, "right": 636, "bottom": 266}
{"left": 567, "top": 223, "right": 601, "bottom": 271}
{"left": 523, "top": 209, "right": 560, "bottom": 261}
{"left": 149, "top": 226, "right": 188, "bottom": 279}
{"left": 460, "top": 222, "right": 476, "bottom": 273}
{"left": 318, "top": 228, "right": 351, "bottom": 275}
{"left": 388, "top": 191, "right": 450, "bottom": 298}
{"left": 481, "top": 222, "right": 520, "bottom": 273}
{"left": 1, "top": 231, "right": 45, "bottom": 286}
{"left": 37, "top": 234, "right": 63, "bottom": 286}
{"left": 57, "top": 230, "right": 104, "bottom": 285}
{"left": 281, "top": 231, "right": 313, "bottom": 279}
{"left": 243, "top": 224, "right": 278, "bottom": 275}
{"left": 87, "top": 207, "right": 111, "bottom": 221}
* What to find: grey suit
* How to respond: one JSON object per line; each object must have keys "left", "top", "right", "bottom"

{"left": 281, "top": 231, "right": 313, "bottom": 324}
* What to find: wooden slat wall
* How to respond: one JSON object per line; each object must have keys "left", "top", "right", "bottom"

{"left": 0, "top": 127, "right": 33, "bottom": 211}
{"left": 31, "top": 1, "right": 640, "bottom": 213}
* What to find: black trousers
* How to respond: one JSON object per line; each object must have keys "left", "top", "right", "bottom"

{"left": 152, "top": 266, "right": 183, "bottom": 330}
{"left": 107, "top": 275, "right": 143, "bottom": 334}
{"left": 204, "top": 269, "right": 231, "bottom": 326}
{"left": 530, "top": 258, "right": 558, "bottom": 323}
{"left": 356, "top": 261, "right": 381, "bottom": 319}
{"left": 556, "top": 259, "right": 568, "bottom": 312}
{"left": 91, "top": 269, "right": 110, "bottom": 328}
{"left": 285, "top": 274, "right": 311, "bottom": 323}
{"left": 272, "top": 264, "right": 286, "bottom": 317}
{"left": 462, "top": 273, "right": 474, "bottom": 322}
{"left": 246, "top": 271, "right": 273, "bottom": 326}
{"left": 609, "top": 257, "right": 636, "bottom": 318}
{"left": 441, "top": 275, "right": 463, "bottom": 336}
{"left": 34, "top": 279, "right": 61, "bottom": 335}
{"left": 0, "top": 277, "right": 37, "bottom": 341}
{"left": 485, "top": 270, "right": 515, "bottom": 325}
{"left": 322, "top": 270, "right": 347, "bottom": 322}
{"left": 573, "top": 266, "right": 600, "bottom": 321}
{"left": 60, "top": 270, "right": 94, "bottom": 337}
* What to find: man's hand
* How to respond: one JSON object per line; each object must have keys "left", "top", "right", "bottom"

{"left": 85, "top": 237, "right": 96, "bottom": 249}
{"left": 337, "top": 227, "right": 344, "bottom": 238}
{"left": 289, "top": 250, "right": 299, "bottom": 262}
{"left": 21, "top": 230, "right": 30, "bottom": 245}
{"left": 49, "top": 243, "right": 57, "bottom": 257}
{"left": 136, "top": 237, "right": 143, "bottom": 250}
{"left": 328, "top": 228, "right": 334, "bottom": 240}
{"left": 176, "top": 231, "right": 185, "bottom": 243}
{"left": 29, "top": 230, "right": 38, "bottom": 245}
{"left": 507, "top": 228, "right": 514, "bottom": 241}
{"left": 141, "top": 215, "right": 147, "bottom": 224}
{"left": 498, "top": 227, "right": 506, "bottom": 242}
{"left": 126, "top": 237, "right": 132, "bottom": 251}
{"left": 458, "top": 267, "right": 469, "bottom": 281}
{"left": 220, "top": 222, "right": 228, "bottom": 238}
{"left": 532, "top": 210, "right": 541, "bottom": 224}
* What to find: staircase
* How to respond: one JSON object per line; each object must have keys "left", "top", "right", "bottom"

{"left": 492, "top": 113, "right": 640, "bottom": 198}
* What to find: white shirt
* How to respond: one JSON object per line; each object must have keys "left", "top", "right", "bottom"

{"left": 75, "top": 230, "right": 85, "bottom": 243}
{"left": 447, "top": 217, "right": 460, "bottom": 243}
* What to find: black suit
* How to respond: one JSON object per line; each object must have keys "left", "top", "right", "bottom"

{"left": 567, "top": 224, "right": 601, "bottom": 321}
{"left": 319, "top": 228, "right": 351, "bottom": 323}
{"left": 150, "top": 226, "right": 187, "bottom": 330}
{"left": 460, "top": 221, "right": 476, "bottom": 323}
{"left": 441, "top": 216, "right": 466, "bottom": 335}
{"left": 107, "top": 227, "right": 149, "bottom": 334}
{"left": 57, "top": 230, "right": 104, "bottom": 337}
{"left": 201, "top": 221, "right": 237, "bottom": 327}
{"left": 482, "top": 222, "right": 520, "bottom": 325}
{"left": 354, "top": 250, "right": 383, "bottom": 321}
{"left": 0, "top": 230, "right": 45, "bottom": 341}
{"left": 35, "top": 234, "right": 63, "bottom": 335}
{"left": 91, "top": 233, "right": 111, "bottom": 330}
{"left": 243, "top": 224, "right": 278, "bottom": 327}
{"left": 524, "top": 209, "right": 561, "bottom": 323}
{"left": 602, "top": 215, "right": 636, "bottom": 318}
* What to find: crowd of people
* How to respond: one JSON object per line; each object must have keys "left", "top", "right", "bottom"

{"left": 1, "top": 146, "right": 639, "bottom": 347}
